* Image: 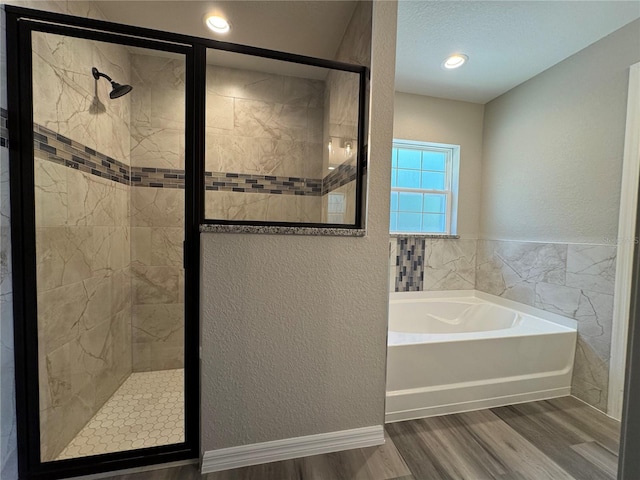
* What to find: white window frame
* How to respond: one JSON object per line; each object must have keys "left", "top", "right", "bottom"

{"left": 390, "top": 139, "right": 460, "bottom": 235}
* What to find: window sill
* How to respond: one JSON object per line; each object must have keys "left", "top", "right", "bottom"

{"left": 390, "top": 233, "right": 460, "bottom": 239}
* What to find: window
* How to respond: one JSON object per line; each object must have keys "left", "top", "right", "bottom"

{"left": 390, "top": 140, "right": 459, "bottom": 234}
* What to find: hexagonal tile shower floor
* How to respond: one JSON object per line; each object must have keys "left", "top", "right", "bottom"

{"left": 56, "top": 369, "right": 184, "bottom": 460}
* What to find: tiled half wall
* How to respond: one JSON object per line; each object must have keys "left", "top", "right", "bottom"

{"left": 389, "top": 236, "right": 617, "bottom": 413}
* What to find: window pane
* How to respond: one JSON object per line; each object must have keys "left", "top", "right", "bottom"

{"left": 398, "top": 192, "right": 422, "bottom": 212}
{"left": 423, "top": 194, "right": 446, "bottom": 213}
{"left": 397, "top": 149, "right": 421, "bottom": 169}
{"left": 392, "top": 148, "right": 397, "bottom": 168}
{"left": 390, "top": 191, "right": 398, "bottom": 211}
{"left": 390, "top": 212, "right": 398, "bottom": 231}
{"left": 422, "top": 151, "right": 446, "bottom": 171}
{"left": 422, "top": 171, "right": 445, "bottom": 190}
{"left": 422, "top": 214, "right": 446, "bottom": 232}
{"left": 391, "top": 168, "right": 397, "bottom": 187}
{"left": 397, "top": 169, "right": 420, "bottom": 188}
{"left": 398, "top": 212, "right": 421, "bottom": 232}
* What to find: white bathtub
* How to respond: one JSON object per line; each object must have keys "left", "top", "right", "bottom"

{"left": 385, "top": 290, "right": 577, "bottom": 423}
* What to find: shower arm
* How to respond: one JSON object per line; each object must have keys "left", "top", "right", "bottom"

{"left": 92, "top": 67, "right": 113, "bottom": 83}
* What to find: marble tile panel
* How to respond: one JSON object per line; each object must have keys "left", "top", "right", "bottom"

{"left": 131, "top": 55, "right": 186, "bottom": 91}
{"left": 67, "top": 168, "right": 119, "bottom": 227}
{"left": 205, "top": 190, "right": 270, "bottom": 222}
{"left": 130, "top": 125, "right": 184, "bottom": 169}
{"left": 283, "top": 77, "right": 325, "bottom": 108}
{"left": 131, "top": 187, "right": 185, "bottom": 228}
{"left": 132, "top": 343, "right": 151, "bottom": 372}
{"left": 305, "top": 142, "right": 324, "bottom": 179}
{"left": 206, "top": 93, "right": 234, "bottom": 131}
{"left": 130, "top": 85, "right": 152, "bottom": 128}
{"left": 422, "top": 239, "right": 477, "bottom": 291}
{"left": 254, "top": 138, "right": 308, "bottom": 178}
{"left": 36, "top": 226, "right": 93, "bottom": 290}
{"left": 205, "top": 131, "right": 255, "bottom": 173}
{"left": 151, "top": 227, "right": 184, "bottom": 267}
{"left": 566, "top": 244, "right": 617, "bottom": 295}
{"left": 132, "top": 264, "right": 180, "bottom": 305}
{"left": 572, "top": 337, "right": 609, "bottom": 412}
{"left": 132, "top": 304, "right": 183, "bottom": 346}
{"left": 207, "top": 66, "right": 284, "bottom": 104}
{"left": 131, "top": 226, "right": 151, "bottom": 266}
{"left": 307, "top": 107, "right": 324, "bottom": 146}
{"left": 150, "top": 87, "right": 185, "bottom": 130}
{"left": 234, "top": 98, "right": 308, "bottom": 142}
{"left": 494, "top": 241, "right": 567, "bottom": 286}
{"left": 96, "top": 113, "right": 130, "bottom": 166}
{"left": 575, "top": 290, "right": 614, "bottom": 362}
{"left": 34, "top": 156, "right": 68, "bottom": 227}
{"left": 91, "top": 226, "right": 129, "bottom": 273}
{"left": 534, "top": 282, "right": 581, "bottom": 318}
{"left": 149, "top": 345, "right": 184, "bottom": 371}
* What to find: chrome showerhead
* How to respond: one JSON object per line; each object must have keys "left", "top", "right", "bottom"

{"left": 92, "top": 67, "right": 133, "bottom": 99}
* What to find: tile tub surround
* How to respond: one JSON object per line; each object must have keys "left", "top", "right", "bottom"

{"left": 389, "top": 236, "right": 477, "bottom": 292}
{"left": 56, "top": 369, "right": 184, "bottom": 460}
{"left": 476, "top": 240, "right": 617, "bottom": 412}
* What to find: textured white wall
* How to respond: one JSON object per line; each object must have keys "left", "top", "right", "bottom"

{"left": 480, "top": 19, "right": 640, "bottom": 243}
{"left": 199, "top": 0, "right": 397, "bottom": 451}
{"left": 393, "top": 93, "right": 484, "bottom": 238}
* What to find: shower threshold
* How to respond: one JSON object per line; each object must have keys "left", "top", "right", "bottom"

{"left": 56, "top": 369, "right": 184, "bottom": 460}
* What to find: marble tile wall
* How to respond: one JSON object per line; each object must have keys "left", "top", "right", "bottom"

{"left": 30, "top": 31, "right": 134, "bottom": 461}
{"left": 476, "top": 240, "right": 617, "bottom": 412}
{"left": 204, "top": 65, "right": 325, "bottom": 222}
{"left": 320, "top": 1, "right": 371, "bottom": 223}
{"left": 130, "top": 186, "right": 184, "bottom": 372}
{"left": 129, "top": 54, "right": 185, "bottom": 372}
{"left": 32, "top": 31, "right": 131, "bottom": 165}
{"left": 389, "top": 237, "right": 477, "bottom": 292}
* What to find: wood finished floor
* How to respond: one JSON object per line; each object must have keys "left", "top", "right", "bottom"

{"left": 99, "top": 396, "right": 620, "bottom": 480}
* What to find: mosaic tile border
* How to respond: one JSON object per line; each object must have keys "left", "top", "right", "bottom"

{"left": 322, "top": 163, "right": 357, "bottom": 195}
{"left": 205, "top": 172, "right": 322, "bottom": 196}
{"left": 394, "top": 236, "right": 425, "bottom": 292}
{"left": 4, "top": 121, "right": 360, "bottom": 196}
{"left": 34, "top": 123, "right": 131, "bottom": 186}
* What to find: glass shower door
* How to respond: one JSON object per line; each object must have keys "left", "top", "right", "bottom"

{"left": 31, "top": 29, "right": 187, "bottom": 462}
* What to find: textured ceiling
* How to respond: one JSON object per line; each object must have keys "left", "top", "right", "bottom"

{"left": 396, "top": 1, "right": 640, "bottom": 104}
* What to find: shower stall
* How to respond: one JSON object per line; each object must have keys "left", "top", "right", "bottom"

{"left": 6, "top": 5, "right": 367, "bottom": 480}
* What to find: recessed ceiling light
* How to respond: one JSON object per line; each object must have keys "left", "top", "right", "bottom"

{"left": 205, "top": 15, "right": 230, "bottom": 34}
{"left": 443, "top": 54, "right": 468, "bottom": 69}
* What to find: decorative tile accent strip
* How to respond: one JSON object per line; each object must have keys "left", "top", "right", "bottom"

{"left": 130, "top": 166, "right": 185, "bottom": 189}
{"left": 205, "top": 172, "right": 323, "bottom": 196}
{"left": 1, "top": 108, "right": 8, "bottom": 149}
{"left": 34, "top": 124, "right": 131, "bottom": 186}
{"left": 395, "top": 237, "right": 425, "bottom": 292}
{"left": 200, "top": 224, "right": 366, "bottom": 237}
{"left": 25, "top": 123, "right": 358, "bottom": 195}
{"left": 322, "top": 163, "right": 357, "bottom": 195}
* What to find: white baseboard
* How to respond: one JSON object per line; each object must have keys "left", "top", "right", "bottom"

{"left": 385, "top": 387, "right": 570, "bottom": 423}
{"left": 201, "top": 425, "right": 385, "bottom": 474}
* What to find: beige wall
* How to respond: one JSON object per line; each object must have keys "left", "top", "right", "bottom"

{"left": 199, "top": 0, "right": 396, "bottom": 451}
{"left": 480, "top": 19, "right": 640, "bottom": 244}
{"left": 393, "top": 93, "right": 484, "bottom": 239}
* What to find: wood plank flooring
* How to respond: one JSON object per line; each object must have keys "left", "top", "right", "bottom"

{"left": 98, "top": 396, "right": 620, "bottom": 480}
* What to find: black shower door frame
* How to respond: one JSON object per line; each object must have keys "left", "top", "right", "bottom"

{"left": 6, "top": 8, "right": 201, "bottom": 480}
